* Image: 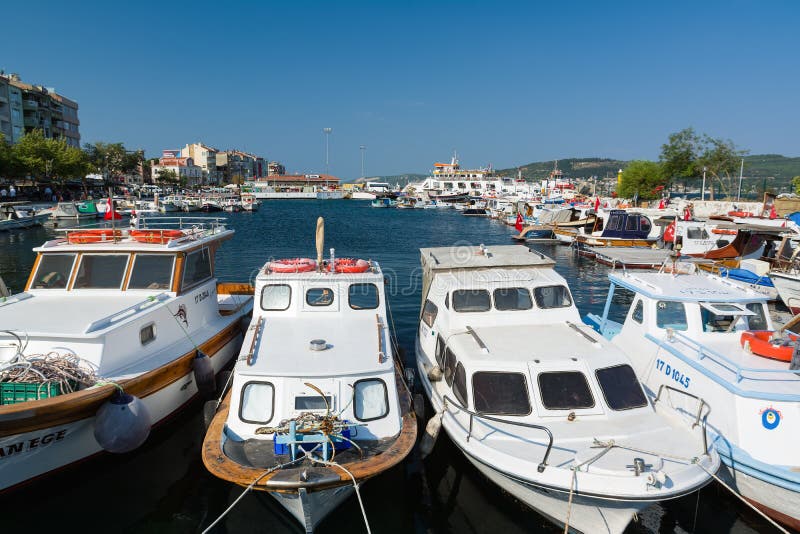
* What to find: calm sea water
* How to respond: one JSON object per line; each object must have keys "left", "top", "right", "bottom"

{"left": 0, "top": 201, "right": 771, "bottom": 533}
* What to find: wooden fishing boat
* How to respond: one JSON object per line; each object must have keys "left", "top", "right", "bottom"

{"left": 0, "top": 216, "right": 254, "bottom": 492}
{"left": 573, "top": 210, "right": 659, "bottom": 248}
{"left": 202, "top": 218, "right": 416, "bottom": 532}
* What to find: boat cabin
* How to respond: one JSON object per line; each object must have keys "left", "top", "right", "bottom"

{"left": 598, "top": 210, "right": 652, "bottom": 239}
{"left": 225, "top": 257, "right": 402, "bottom": 444}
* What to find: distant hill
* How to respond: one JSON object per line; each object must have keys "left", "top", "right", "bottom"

{"left": 347, "top": 155, "right": 800, "bottom": 192}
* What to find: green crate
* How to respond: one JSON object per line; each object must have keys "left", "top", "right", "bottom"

{"left": 0, "top": 381, "right": 77, "bottom": 405}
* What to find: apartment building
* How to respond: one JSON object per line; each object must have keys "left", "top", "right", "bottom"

{"left": 0, "top": 73, "right": 80, "bottom": 147}
{"left": 267, "top": 161, "right": 286, "bottom": 176}
{"left": 152, "top": 150, "right": 202, "bottom": 188}
{"left": 181, "top": 142, "right": 219, "bottom": 184}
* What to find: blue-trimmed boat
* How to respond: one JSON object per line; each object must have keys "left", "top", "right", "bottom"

{"left": 585, "top": 270, "right": 800, "bottom": 530}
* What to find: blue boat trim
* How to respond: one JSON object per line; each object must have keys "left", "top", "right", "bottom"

{"left": 714, "top": 437, "right": 800, "bottom": 493}
{"left": 607, "top": 274, "right": 770, "bottom": 304}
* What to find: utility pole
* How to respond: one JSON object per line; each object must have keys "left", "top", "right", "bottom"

{"left": 360, "top": 145, "right": 366, "bottom": 179}
{"left": 323, "top": 128, "right": 332, "bottom": 175}
{"left": 701, "top": 166, "right": 707, "bottom": 201}
{"left": 737, "top": 158, "right": 744, "bottom": 201}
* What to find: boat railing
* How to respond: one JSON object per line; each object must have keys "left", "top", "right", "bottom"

{"left": 652, "top": 384, "right": 710, "bottom": 455}
{"left": 645, "top": 330, "right": 800, "bottom": 387}
{"left": 442, "top": 394, "right": 554, "bottom": 473}
{"left": 85, "top": 293, "right": 170, "bottom": 333}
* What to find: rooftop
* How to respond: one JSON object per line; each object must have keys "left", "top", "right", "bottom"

{"left": 420, "top": 245, "right": 555, "bottom": 272}
{"left": 608, "top": 271, "right": 769, "bottom": 303}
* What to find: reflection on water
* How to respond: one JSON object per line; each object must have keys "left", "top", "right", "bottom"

{"left": 0, "top": 202, "right": 773, "bottom": 533}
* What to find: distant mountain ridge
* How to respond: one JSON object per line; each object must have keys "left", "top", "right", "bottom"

{"left": 350, "top": 155, "right": 800, "bottom": 190}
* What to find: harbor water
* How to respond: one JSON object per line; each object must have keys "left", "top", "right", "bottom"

{"left": 0, "top": 201, "right": 774, "bottom": 533}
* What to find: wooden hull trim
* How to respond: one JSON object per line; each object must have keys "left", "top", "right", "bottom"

{"left": 202, "top": 363, "right": 417, "bottom": 494}
{"left": 0, "top": 320, "right": 243, "bottom": 437}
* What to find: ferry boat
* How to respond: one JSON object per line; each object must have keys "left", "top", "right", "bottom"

{"left": 202, "top": 220, "right": 416, "bottom": 532}
{"left": 244, "top": 180, "right": 344, "bottom": 200}
{"left": 585, "top": 271, "right": 800, "bottom": 530}
{"left": 0, "top": 216, "right": 254, "bottom": 492}
{"left": 414, "top": 245, "right": 719, "bottom": 534}
{"left": 405, "top": 154, "right": 531, "bottom": 200}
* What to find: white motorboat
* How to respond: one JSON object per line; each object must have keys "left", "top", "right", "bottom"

{"left": 0, "top": 203, "right": 51, "bottom": 231}
{"left": 240, "top": 193, "right": 259, "bottom": 211}
{"left": 586, "top": 270, "right": 800, "bottom": 531}
{"left": 415, "top": 245, "right": 719, "bottom": 534}
{"left": 203, "top": 219, "right": 416, "bottom": 532}
{"left": 0, "top": 216, "right": 254, "bottom": 491}
{"left": 50, "top": 201, "right": 97, "bottom": 220}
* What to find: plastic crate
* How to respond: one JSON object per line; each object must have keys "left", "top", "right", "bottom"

{"left": 0, "top": 381, "right": 77, "bottom": 405}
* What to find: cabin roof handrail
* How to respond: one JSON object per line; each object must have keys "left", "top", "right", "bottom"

{"left": 84, "top": 293, "right": 171, "bottom": 333}
{"left": 442, "top": 394, "right": 553, "bottom": 473}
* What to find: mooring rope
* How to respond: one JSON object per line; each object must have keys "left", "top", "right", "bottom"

{"left": 303, "top": 451, "right": 372, "bottom": 534}
{"left": 563, "top": 467, "right": 578, "bottom": 534}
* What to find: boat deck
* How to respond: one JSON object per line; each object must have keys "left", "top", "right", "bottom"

{"left": 590, "top": 247, "right": 673, "bottom": 269}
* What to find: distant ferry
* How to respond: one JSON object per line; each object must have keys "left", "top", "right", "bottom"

{"left": 405, "top": 154, "right": 531, "bottom": 200}
{"left": 243, "top": 175, "right": 343, "bottom": 200}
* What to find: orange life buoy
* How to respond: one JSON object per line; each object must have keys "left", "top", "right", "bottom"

{"left": 327, "top": 258, "right": 371, "bottom": 273}
{"left": 740, "top": 330, "right": 798, "bottom": 362}
{"left": 268, "top": 258, "right": 317, "bottom": 273}
{"left": 711, "top": 228, "right": 737, "bottom": 235}
{"left": 129, "top": 229, "right": 185, "bottom": 244}
{"left": 67, "top": 229, "right": 122, "bottom": 244}
{"left": 728, "top": 211, "right": 754, "bottom": 218}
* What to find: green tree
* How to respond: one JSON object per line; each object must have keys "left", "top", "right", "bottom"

{"left": 154, "top": 168, "right": 179, "bottom": 187}
{"left": 698, "top": 136, "right": 748, "bottom": 199}
{"left": 13, "top": 129, "right": 60, "bottom": 179}
{"left": 618, "top": 160, "right": 665, "bottom": 200}
{"left": 0, "top": 133, "right": 12, "bottom": 177}
{"left": 83, "top": 142, "right": 139, "bottom": 182}
{"left": 660, "top": 128, "right": 702, "bottom": 183}
{"left": 793, "top": 176, "right": 800, "bottom": 194}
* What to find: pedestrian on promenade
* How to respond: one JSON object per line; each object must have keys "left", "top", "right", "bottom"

{"left": 9, "top": 185, "right": 16, "bottom": 199}
{"left": 0, "top": 188, "right": 6, "bottom": 199}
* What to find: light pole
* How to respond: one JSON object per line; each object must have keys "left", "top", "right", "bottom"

{"left": 323, "top": 127, "right": 332, "bottom": 175}
{"left": 360, "top": 145, "right": 366, "bottom": 179}
{"left": 701, "top": 166, "right": 707, "bottom": 201}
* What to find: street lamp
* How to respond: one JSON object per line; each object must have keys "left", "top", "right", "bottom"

{"left": 360, "top": 145, "right": 366, "bottom": 179}
{"left": 701, "top": 166, "right": 707, "bottom": 202}
{"left": 323, "top": 127, "right": 332, "bottom": 175}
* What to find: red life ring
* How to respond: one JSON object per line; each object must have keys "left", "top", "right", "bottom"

{"left": 327, "top": 258, "right": 371, "bottom": 273}
{"left": 67, "top": 229, "right": 122, "bottom": 244}
{"left": 130, "top": 229, "right": 185, "bottom": 244}
{"left": 268, "top": 258, "right": 317, "bottom": 273}
{"left": 728, "top": 211, "right": 754, "bottom": 218}
{"left": 711, "top": 228, "right": 737, "bottom": 235}
{"left": 740, "top": 330, "right": 798, "bottom": 362}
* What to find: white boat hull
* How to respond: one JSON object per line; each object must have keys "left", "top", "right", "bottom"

{"left": 469, "top": 458, "right": 642, "bottom": 534}
{"left": 0, "top": 335, "right": 241, "bottom": 491}
{"left": 769, "top": 272, "right": 800, "bottom": 314}
{"left": 269, "top": 485, "right": 355, "bottom": 532}
{"left": 718, "top": 462, "right": 800, "bottom": 529}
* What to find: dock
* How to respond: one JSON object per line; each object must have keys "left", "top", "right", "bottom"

{"left": 587, "top": 247, "right": 672, "bottom": 269}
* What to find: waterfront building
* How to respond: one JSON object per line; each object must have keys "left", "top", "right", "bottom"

{"left": 0, "top": 73, "right": 80, "bottom": 147}
{"left": 152, "top": 153, "right": 202, "bottom": 188}
{"left": 181, "top": 142, "right": 220, "bottom": 184}
{"left": 267, "top": 161, "right": 285, "bottom": 176}
{"left": 216, "top": 150, "right": 255, "bottom": 183}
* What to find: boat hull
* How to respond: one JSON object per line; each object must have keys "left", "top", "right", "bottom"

{"left": 270, "top": 485, "right": 356, "bottom": 531}
{"left": 769, "top": 272, "right": 800, "bottom": 314}
{"left": 718, "top": 463, "right": 800, "bottom": 531}
{"left": 0, "top": 323, "right": 243, "bottom": 492}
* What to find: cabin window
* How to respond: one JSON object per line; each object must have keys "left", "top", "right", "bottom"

{"left": 494, "top": 288, "right": 533, "bottom": 311}
{"left": 73, "top": 254, "right": 129, "bottom": 289}
{"left": 538, "top": 371, "right": 595, "bottom": 410}
{"left": 640, "top": 217, "right": 651, "bottom": 233}
{"left": 353, "top": 379, "right": 389, "bottom": 421}
{"left": 31, "top": 253, "right": 76, "bottom": 289}
{"left": 295, "top": 394, "right": 333, "bottom": 411}
{"left": 140, "top": 323, "right": 156, "bottom": 345}
{"left": 607, "top": 215, "right": 620, "bottom": 231}
{"left": 435, "top": 335, "right": 446, "bottom": 366}
{"left": 745, "top": 303, "right": 768, "bottom": 330}
{"left": 452, "top": 289, "right": 491, "bottom": 312}
{"left": 656, "top": 301, "right": 688, "bottom": 331}
{"left": 687, "top": 227, "right": 708, "bottom": 240}
{"left": 444, "top": 348, "right": 457, "bottom": 386}
{"left": 453, "top": 363, "right": 468, "bottom": 407}
{"left": 700, "top": 306, "right": 737, "bottom": 332}
{"left": 239, "top": 381, "right": 275, "bottom": 424}
{"left": 422, "top": 299, "right": 438, "bottom": 327}
{"left": 127, "top": 254, "right": 174, "bottom": 290}
{"left": 261, "top": 284, "right": 291, "bottom": 311}
{"left": 533, "top": 285, "right": 572, "bottom": 309}
{"left": 182, "top": 248, "right": 212, "bottom": 289}
{"left": 625, "top": 216, "right": 638, "bottom": 231}
{"left": 632, "top": 300, "right": 644, "bottom": 324}
{"left": 473, "top": 372, "right": 531, "bottom": 415}
{"left": 306, "top": 287, "right": 334, "bottom": 306}
{"left": 596, "top": 365, "right": 647, "bottom": 410}
{"left": 349, "top": 283, "right": 379, "bottom": 310}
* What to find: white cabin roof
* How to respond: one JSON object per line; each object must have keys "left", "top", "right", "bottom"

{"left": 420, "top": 245, "right": 555, "bottom": 272}
{"left": 608, "top": 272, "right": 769, "bottom": 303}
{"left": 245, "top": 315, "right": 391, "bottom": 377}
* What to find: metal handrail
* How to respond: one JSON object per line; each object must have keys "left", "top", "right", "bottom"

{"left": 442, "top": 394, "right": 554, "bottom": 473}
{"left": 85, "top": 293, "right": 170, "bottom": 333}
{"left": 652, "top": 384, "right": 710, "bottom": 455}
{"left": 666, "top": 330, "right": 800, "bottom": 381}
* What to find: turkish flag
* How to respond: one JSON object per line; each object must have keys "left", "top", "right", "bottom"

{"left": 104, "top": 198, "right": 122, "bottom": 220}
{"left": 515, "top": 213, "right": 524, "bottom": 231}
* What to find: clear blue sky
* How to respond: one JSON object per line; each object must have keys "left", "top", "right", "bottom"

{"left": 3, "top": 0, "right": 798, "bottom": 179}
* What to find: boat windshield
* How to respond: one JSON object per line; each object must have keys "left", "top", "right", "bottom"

{"left": 595, "top": 365, "right": 648, "bottom": 410}
{"left": 127, "top": 254, "right": 175, "bottom": 290}
{"left": 31, "top": 254, "right": 76, "bottom": 289}
{"left": 73, "top": 254, "right": 129, "bottom": 289}
{"left": 453, "top": 290, "right": 491, "bottom": 312}
{"left": 538, "top": 371, "right": 595, "bottom": 410}
{"left": 494, "top": 288, "right": 533, "bottom": 311}
{"left": 472, "top": 371, "right": 531, "bottom": 415}
{"left": 533, "top": 285, "right": 572, "bottom": 309}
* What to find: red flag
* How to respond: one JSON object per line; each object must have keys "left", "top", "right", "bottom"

{"left": 658, "top": 198, "right": 666, "bottom": 209}
{"left": 104, "top": 198, "right": 122, "bottom": 220}
{"left": 769, "top": 205, "right": 777, "bottom": 219}
{"left": 594, "top": 197, "right": 600, "bottom": 211}
{"left": 515, "top": 213, "right": 524, "bottom": 231}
